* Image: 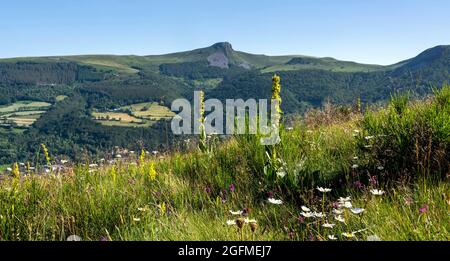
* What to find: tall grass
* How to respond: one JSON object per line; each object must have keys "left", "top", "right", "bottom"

{"left": 360, "top": 84, "right": 450, "bottom": 181}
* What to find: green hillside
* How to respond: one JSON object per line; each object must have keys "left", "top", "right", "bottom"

{"left": 0, "top": 43, "right": 448, "bottom": 164}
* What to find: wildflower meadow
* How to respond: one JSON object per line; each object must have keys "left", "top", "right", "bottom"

{"left": 0, "top": 79, "right": 449, "bottom": 241}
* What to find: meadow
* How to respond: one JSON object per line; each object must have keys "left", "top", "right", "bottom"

{"left": 0, "top": 84, "right": 449, "bottom": 241}
{"left": 92, "top": 102, "right": 174, "bottom": 127}
{"left": 0, "top": 101, "right": 51, "bottom": 128}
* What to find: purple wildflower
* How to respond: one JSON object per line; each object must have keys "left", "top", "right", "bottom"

{"left": 419, "top": 204, "right": 429, "bottom": 214}
{"left": 353, "top": 180, "right": 363, "bottom": 189}
{"left": 369, "top": 175, "right": 377, "bottom": 186}
{"left": 229, "top": 183, "right": 235, "bottom": 192}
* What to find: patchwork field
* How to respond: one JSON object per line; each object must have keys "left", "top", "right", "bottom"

{"left": 0, "top": 101, "right": 51, "bottom": 114}
{"left": 123, "top": 102, "right": 175, "bottom": 120}
{"left": 0, "top": 101, "right": 52, "bottom": 128}
{"left": 92, "top": 102, "right": 174, "bottom": 128}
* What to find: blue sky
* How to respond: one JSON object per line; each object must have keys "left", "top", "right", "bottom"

{"left": 1, "top": 0, "right": 449, "bottom": 64}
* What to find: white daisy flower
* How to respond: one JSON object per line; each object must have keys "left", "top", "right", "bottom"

{"left": 133, "top": 217, "right": 141, "bottom": 222}
{"left": 338, "top": 201, "right": 353, "bottom": 209}
{"left": 352, "top": 164, "right": 359, "bottom": 169}
{"left": 317, "top": 187, "right": 332, "bottom": 193}
{"left": 350, "top": 208, "right": 365, "bottom": 214}
{"left": 365, "top": 136, "right": 375, "bottom": 140}
{"left": 377, "top": 166, "right": 384, "bottom": 171}
{"left": 313, "top": 212, "right": 325, "bottom": 218}
{"left": 322, "top": 223, "right": 336, "bottom": 228}
{"left": 268, "top": 198, "right": 283, "bottom": 205}
{"left": 338, "top": 197, "right": 352, "bottom": 202}
{"left": 300, "top": 212, "right": 314, "bottom": 218}
{"left": 328, "top": 235, "right": 338, "bottom": 240}
{"left": 332, "top": 209, "right": 344, "bottom": 215}
{"left": 229, "top": 210, "right": 243, "bottom": 215}
{"left": 301, "top": 206, "right": 311, "bottom": 212}
{"left": 335, "top": 215, "right": 346, "bottom": 223}
{"left": 370, "top": 189, "right": 385, "bottom": 196}
{"left": 226, "top": 220, "right": 236, "bottom": 226}
{"left": 244, "top": 219, "right": 257, "bottom": 224}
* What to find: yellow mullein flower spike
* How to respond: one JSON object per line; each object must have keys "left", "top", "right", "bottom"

{"left": 271, "top": 74, "right": 282, "bottom": 114}
{"left": 160, "top": 202, "right": 166, "bottom": 216}
{"left": 139, "top": 149, "right": 145, "bottom": 165}
{"left": 12, "top": 163, "right": 20, "bottom": 178}
{"left": 41, "top": 144, "right": 51, "bottom": 164}
{"left": 148, "top": 162, "right": 157, "bottom": 181}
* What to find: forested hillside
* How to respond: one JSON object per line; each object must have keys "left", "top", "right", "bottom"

{"left": 0, "top": 43, "right": 448, "bottom": 164}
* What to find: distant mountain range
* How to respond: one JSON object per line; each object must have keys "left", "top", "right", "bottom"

{"left": 0, "top": 42, "right": 448, "bottom": 164}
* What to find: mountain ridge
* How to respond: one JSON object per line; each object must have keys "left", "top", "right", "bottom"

{"left": 4, "top": 42, "right": 447, "bottom": 74}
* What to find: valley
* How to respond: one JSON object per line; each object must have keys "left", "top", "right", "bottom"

{"left": 0, "top": 42, "right": 448, "bottom": 165}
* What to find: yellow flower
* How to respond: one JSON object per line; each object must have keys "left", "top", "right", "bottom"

{"left": 41, "top": 144, "right": 51, "bottom": 163}
{"left": 148, "top": 162, "right": 157, "bottom": 181}
{"left": 139, "top": 148, "right": 145, "bottom": 165}
{"left": 12, "top": 163, "right": 20, "bottom": 178}
{"left": 271, "top": 74, "right": 282, "bottom": 114}
{"left": 160, "top": 202, "right": 166, "bottom": 216}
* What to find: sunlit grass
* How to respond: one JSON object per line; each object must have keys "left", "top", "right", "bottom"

{"left": 0, "top": 85, "right": 449, "bottom": 241}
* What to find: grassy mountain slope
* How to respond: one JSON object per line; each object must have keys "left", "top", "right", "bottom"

{"left": 0, "top": 86, "right": 449, "bottom": 241}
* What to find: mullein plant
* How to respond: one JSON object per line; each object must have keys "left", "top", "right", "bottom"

{"left": 264, "top": 75, "right": 284, "bottom": 180}
{"left": 139, "top": 149, "right": 146, "bottom": 166}
{"left": 12, "top": 162, "right": 20, "bottom": 178}
{"left": 35, "top": 143, "right": 51, "bottom": 174}
{"left": 356, "top": 97, "right": 362, "bottom": 113}
{"left": 198, "top": 90, "right": 208, "bottom": 153}
{"left": 41, "top": 143, "right": 51, "bottom": 166}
